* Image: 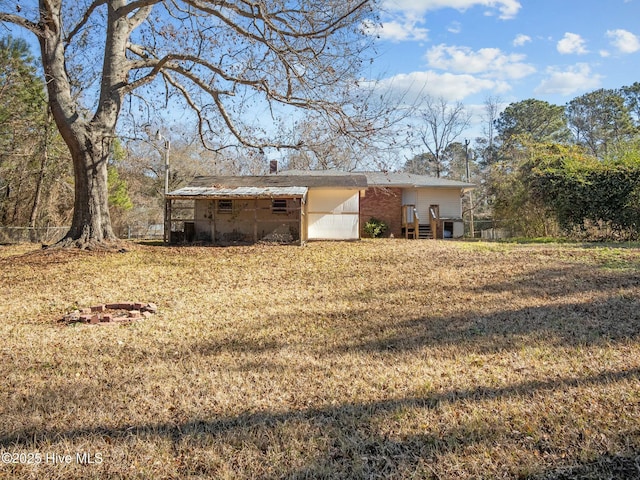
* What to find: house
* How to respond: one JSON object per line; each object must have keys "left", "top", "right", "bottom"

{"left": 358, "top": 171, "right": 474, "bottom": 239}
{"left": 164, "top": 171, "right": 473, "bottom": 244}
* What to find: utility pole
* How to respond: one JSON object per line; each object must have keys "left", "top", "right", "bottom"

{"left": 156, "top": 131, "right": 170, "bottom": 195}
{"left": 465, "top": 139, "right": 475, "bottom": 239}
{"left": 156, "top": 131, "right": 171, "bottom": 243}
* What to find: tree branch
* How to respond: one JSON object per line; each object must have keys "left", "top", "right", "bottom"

{"left": 64, "top": 0, "right": 107, "bottom": 45}
{"left": 0, "top": 13, "right": 43, "bottom": 37}
{"left": 118, "top": 0, "right": 160, "bottom": 18}
{"left": 125, "top": 4, "right": 154, "bottom": 30}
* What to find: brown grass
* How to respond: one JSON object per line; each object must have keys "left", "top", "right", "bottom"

{"left": 0, "top": 239, "right": 639, "bottom": 479}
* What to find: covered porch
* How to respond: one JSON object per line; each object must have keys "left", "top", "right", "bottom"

{"left": 165, "top": 186, "right": 307, "bottom": 245}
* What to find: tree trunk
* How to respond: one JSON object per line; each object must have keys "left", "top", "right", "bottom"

{"left": 56, "top": 132, "right": 118, "bottom": 249}
{"left": 28, "top": 151, "right": 47, "bottom": 242}
{"left": 37, "top": 12, "right": 123, "bottom": 249}
{"left": 29, "top": 113, "right": 50, "bottom": 238}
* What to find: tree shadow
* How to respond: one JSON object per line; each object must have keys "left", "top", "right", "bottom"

{"left": 172, "top": 262, "right": 640, "bottom": 359}
{"left": 344, "top": 295, "right": 640, "bottom": 355}
{"left": 471, "top": 265, "right": 639, "bottom": 299}
{"left": 526, "top": 451, "right": 640, "bottom": 479}
{"left": 2, "top": 367, "right": 639, "bottom": 477}
{"left": 312, "top": 262, "right": 640, "bottom": 354}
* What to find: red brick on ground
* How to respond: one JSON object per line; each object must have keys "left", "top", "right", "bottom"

{"left": 62, "top": 302, "right": 157, "bottom": 325}
{"left": 143, "top": 303, "right": 158, "bottom": 313}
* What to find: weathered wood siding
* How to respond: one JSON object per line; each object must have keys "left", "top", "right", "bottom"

{"left": 194, "top": 199, "right": 300, "bottom": 243}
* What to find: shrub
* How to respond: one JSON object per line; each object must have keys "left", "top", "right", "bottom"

{"left": 364, "top": 218, "right": 388, "bottom": 238}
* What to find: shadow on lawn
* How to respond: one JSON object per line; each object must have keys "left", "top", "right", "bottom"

{"left": 332, "top": 262, "right": 640, "bottom": 354}
{"left": 173, "top": 264, "right": 640, "bottom": 358}
{"left": 171, "top": 260, "right": 640, "bottom": 356}
{"left": 344, "top": 295, "right": 640, "bottom": 355}
{"left": 527, "top": 451, "right": 640, "bottom": 480}
{"left": 472, "top": 264, "right": 639, "bottom": 299}
{"left": 2, "top": 257, "right": 639, "bottom": 477}
{"left": 1, "top": 366, "right": 639, "bottom": 477}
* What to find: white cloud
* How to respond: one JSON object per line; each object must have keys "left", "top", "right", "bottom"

{"left": 372, "top": 1, "right": 521, "bottom": 42}
{"left": 383, "top": 0, "right": 522, "bottom": 20}
{"left": 377, "top": 70, "right": 511, "bottom": 102}
{"left": 448, "top": 21, "right": 462, "bottom": 34}
{"left": 513, "top": 34, "right": 531, "bottom": 47}
{"left": 534, "top": 63, "right": 602, "bottom": 96}
{"left": 606, "top": 29, "right": 640, "bottom": 53}
{"left": 425, "top": 44, "right": 536, "bottom": 79}
{"left": 557, "top": 33, "right": 588, "bottom": 55}
{"left": 366, "top": 19, "right": 429, "bottom": 42}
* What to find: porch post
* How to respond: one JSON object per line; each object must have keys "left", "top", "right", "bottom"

{"left": 164, "top": 198, "right": 171, "bottom": 244}
{"left": 253, "top": 198, "right": 258, "bottom": 243}
{"left": 211, "top": 200, "right": 217, "bottom": 245}
{"left": 300, "top": 194, "right": 307, "bottom": 244}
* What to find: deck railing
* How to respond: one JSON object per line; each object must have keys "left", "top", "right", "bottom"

{"left": 402, "top": 204, "right": 419, "bottom": 239}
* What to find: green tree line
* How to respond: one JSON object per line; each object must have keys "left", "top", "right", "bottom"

{"left": 488, "top": 89, "right": 640, "bottom": 240}
{"left": 406, "top": 87, "right": 640, "bottom": 240}
{"left": 0, "top": 36, "right": 72, "bottom": 234}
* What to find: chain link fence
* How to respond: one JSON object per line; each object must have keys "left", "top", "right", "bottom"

{"left": 0, "top": 227, "right": 69, "bottom": 244}
{"left": 120, "top": 224, "right": 164, "bottom": 240}
{"left": 465, "top": 219, "right": 512, "bottom": 240}
{"left": 0, "top": 224, "right": 165, "bottom": 244}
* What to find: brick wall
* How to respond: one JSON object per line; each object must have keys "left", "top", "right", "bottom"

{"left": 360, "top": 187, "right": 403, "bottom": 238}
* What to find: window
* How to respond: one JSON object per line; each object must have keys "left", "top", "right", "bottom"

{"left": 217, "top": 199, "right": 233, "bottom": 214}
{"left": 272, "top": 199, "right": 287, "bottom": 214}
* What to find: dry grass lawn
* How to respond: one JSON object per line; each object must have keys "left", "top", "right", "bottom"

{"left": 0, "top": 239, "right": 639, "bottom": 479}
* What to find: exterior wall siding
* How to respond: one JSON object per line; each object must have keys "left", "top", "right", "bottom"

{"left": 306, "top": 188, "right": 360, "bottom": 240}
{"left": 402, "top": 187, "right": 465, "bottom": 238}
{"left": 414, "top": 188, "right": 463, "bottom": 220}
{"left": 359, "top": 187, "right": 403, "bottom": 238}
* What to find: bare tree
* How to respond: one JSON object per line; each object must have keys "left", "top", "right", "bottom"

{"left": 1, "top": 0, "right": 377, "bottom": 248}
{"left": 414, "top": 96, "right": 470, "bottom": 178}
{"left": 476, "top": 95, "right": 501, "bottom": 167}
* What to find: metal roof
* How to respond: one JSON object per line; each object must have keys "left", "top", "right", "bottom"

{"left": 166, "top": 186, "right": 308, "bottom": 199}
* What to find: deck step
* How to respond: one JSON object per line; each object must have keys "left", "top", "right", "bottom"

{"left": 418, "top": 224, "right": 432, "bottom": 239}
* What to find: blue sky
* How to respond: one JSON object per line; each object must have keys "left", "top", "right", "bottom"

{"left": 369, "top": 0, "right": 640, "bottom": 119}
{"left": 5, "top": 0, "right": 638, "bottom": 152}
